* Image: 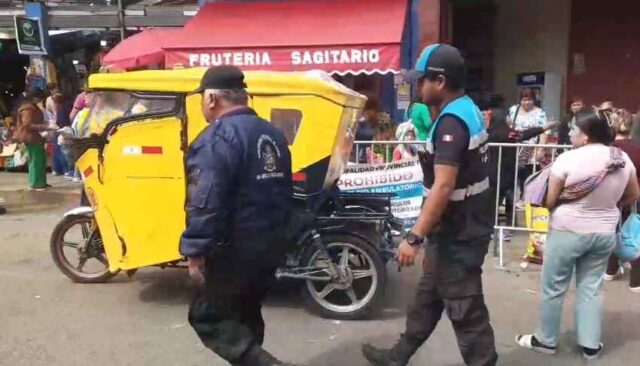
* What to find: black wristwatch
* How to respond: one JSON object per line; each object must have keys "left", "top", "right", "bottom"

{"left": 404, "top": 230, "right": 424, "bottom": 247}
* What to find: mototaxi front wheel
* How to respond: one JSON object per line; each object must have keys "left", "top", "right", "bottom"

{"left": 301, "top": 234, "right": 386, "bottom": 320}
{"left": 50, "top": 215, "right": 118, "bottom": 283}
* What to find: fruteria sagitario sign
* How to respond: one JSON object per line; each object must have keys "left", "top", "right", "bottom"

{"left": 165, "top": 45, "right": 400, "bottom": 74}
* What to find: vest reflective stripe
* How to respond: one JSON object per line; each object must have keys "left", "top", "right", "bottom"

{"left": 424, "top": 177, "right": 490, "bottom": 201}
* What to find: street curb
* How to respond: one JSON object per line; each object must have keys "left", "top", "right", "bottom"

{"left": 0, "top": 188, "right": 80, "bottom": 211}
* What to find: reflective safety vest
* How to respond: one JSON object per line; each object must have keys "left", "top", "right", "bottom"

{"left": 424, "top": 95, "right": 493, "bottom": 240}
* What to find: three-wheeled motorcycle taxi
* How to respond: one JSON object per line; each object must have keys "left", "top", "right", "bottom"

{"left": 51, "top": 68, "right": 402, "bottom": 319}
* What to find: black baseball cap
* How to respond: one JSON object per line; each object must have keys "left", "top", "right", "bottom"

{"left": 193, "top": 65, "right": 248, "bottom": 94}
{"left": 407, "top": 44, "right": 466, "bottom": 88}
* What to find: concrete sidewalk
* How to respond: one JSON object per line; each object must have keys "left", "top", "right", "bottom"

{"left": 0, "top": 171, "right": 81, "bottom": 214}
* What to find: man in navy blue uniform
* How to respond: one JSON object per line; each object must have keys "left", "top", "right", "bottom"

{"left": 362, "top": 44, "right": 498, "bottom": 366}
{"left": 181, "top": 66, "right": 298, "bottom": 366}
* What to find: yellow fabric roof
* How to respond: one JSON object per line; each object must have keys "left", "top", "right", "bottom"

{"left": 89, "top": 68, "right": 366, "bottom": 108}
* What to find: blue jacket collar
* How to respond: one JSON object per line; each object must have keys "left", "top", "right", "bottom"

{"left": 216, "top": 107, "right": 256, "bottom": 122}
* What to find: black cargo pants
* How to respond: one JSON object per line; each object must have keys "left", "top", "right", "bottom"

{"left": 188, "top": 229, "right": 289, "bottom": 365}
{"left": 404, "top": 237, "right": 498, "bottom": 366}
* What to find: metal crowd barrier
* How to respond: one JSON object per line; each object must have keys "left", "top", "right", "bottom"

{"left": 352, "top": 140, "right": 573, "bottom": 269}
{"left": 351, "top": 140, "right": 422, "bottom": 164}
{"left": 490, "top": 142, "right": 572, "bottom": 269}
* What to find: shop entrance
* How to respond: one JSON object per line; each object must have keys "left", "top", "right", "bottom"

{"left": 446, "top": 0, "right": 498, "bottom": 107}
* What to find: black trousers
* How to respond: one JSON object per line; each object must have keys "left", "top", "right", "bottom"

{"left": 404, "top": 239, "right": 498, "bottom": 366}
{"left": 189, "top": 264, "right": 276, "bottom": 364}
{"left": 188, "top": 229, "right": 289, "bottom": 364}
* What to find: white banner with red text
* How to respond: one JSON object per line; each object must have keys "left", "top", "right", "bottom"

{"left": 337, "top": 159, "right": 424, "bottom": 227}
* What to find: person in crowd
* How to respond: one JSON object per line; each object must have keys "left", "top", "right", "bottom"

{"left": 352, "top": 96, "right": 380, "bottom": 163}
{"left": 45, "top": 84, "right": 58, "bottom": 121}
{"left": 605, "top": 111, "right": 640, "bottom": 291}
{"left": 600, "top": 101, "right": 614, "bottom": 110}
{"left": 558, "top": 97, "right": 586, "bottom": 145}
{"left": 69, "top": 88, "right": 88, "bottom": 122}
{"left": 488, "top": 113, "right": 557, "bottom": 240}
{"left": 393, "top": 122, "right": 418, "bottom": 162}
{"left": 0, "top": 119, "right": 8, "bottom": 214}
{"left": 516, "top": 108, "right": 639, "bottom": 360}
{"left": 408, "top": 95, "right": 432, "bottom": 141}
{"left": 180, "top": 66, "right": 298, "bottom": 366}
{"left": 12, "top": 96, "right": 55, "bottom": 191}
{"left": 363, "top": 44, "right": 498, "bottom": 366}
{"left": 60, "top": 91, "right": 96, "bottom": 183}
{"left": 46, "top": 89, "right": 71, "bottom": 177}
{"left": 612, "top": 108, "right": 633, "bottom": 141}
{"left": 373, "top": 122, "right": 395, "bottom": 163}
{"left": 507, "top": 88, "right": 549, "bottom": 199}
{"left": 488, "top": 94, "right": 508, "bottom": 128}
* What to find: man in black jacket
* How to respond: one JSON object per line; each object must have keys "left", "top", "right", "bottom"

{"left": 181, "top": 66, "right": 298, "bottom": 366}
{"left": 488, "top": 116, "right": 557, "bottom": 226}
{"left": 557, "top": 97, "right": 585, "bottom": 145}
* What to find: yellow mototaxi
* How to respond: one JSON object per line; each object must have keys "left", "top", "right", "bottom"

{"left": 50, "top": 69, "right": 402, "bottom": 319}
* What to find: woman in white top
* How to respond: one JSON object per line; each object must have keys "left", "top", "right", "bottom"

{"left": 516, "top": 109, "right": 640, "bottom": 360}
{"left": 507, "top": 88, "right": 549, "bottom": 195}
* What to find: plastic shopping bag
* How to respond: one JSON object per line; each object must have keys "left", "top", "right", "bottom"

{"left": 616, "top": 212, "right": 640, "bottom": 262}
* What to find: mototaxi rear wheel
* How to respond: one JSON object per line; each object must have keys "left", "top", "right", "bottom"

{"left": 50, "top": 215, "right": 118, "bottom": 283}
{"left": 301, "top": 234, "right": 386, "bottom": 320}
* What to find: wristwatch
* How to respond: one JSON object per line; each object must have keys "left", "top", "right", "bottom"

{"left": 404, "top": 230, "right": 424, "bottom": 247}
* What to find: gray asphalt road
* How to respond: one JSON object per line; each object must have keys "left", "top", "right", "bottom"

{"left": 1, "top": 208, "right": 638, "bottom": 366}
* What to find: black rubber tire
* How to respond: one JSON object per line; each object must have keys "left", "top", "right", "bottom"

{"left": 301, "top": 233, "right": 387, "bottom": 320}
{"left": 50, "top": 215, "right": 119, "bottom": 284}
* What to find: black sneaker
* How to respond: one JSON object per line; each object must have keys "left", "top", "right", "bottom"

{"left": 582, "top": 343, "right": 604, "bottom": 360}
{"left": 361, "top": 343, "right": 406, "bottom": 366}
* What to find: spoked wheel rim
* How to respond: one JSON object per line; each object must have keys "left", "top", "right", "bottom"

{"left": 55, "top": 217, "right": 111, "bottom": 280}
{"left": 306, "top": 242, "right": 378, "bottom": 314}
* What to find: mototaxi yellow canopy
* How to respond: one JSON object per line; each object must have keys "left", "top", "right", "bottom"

{"left": 89, "top": 68, "right": 365, "bottom": 108}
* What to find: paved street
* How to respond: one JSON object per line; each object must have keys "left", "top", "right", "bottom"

{"left": 0, "top": 190, "right": 638, "bottom": 366}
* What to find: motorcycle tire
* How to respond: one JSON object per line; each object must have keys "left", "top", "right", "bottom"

{"left": 301, "top": 233, "right": 386, "bottom": 320}
{"left": 50, "top": 215, "right": 119, "bottom": 284}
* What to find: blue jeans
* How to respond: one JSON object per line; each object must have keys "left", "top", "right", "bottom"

{"left": 535, "top": 229, "right": 616, "bottom": 349}
{"left": 52, "top": 138, "right": 69, "bottom": 175}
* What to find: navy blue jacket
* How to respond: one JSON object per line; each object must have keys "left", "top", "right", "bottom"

{"left": 180, "top": 108, "right": 293, "bottom": 257}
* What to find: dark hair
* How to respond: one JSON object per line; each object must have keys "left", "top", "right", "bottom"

{"left": 425, "top": 71, "right": 465, "bottom": 91}
{"left": 574, "top": 109, "right": 615, "bottom": 145}
{"left": 571, "top": 96, "right": 584, "bottom": 104}
{"left": 519, "top": 88, "right": 535, "bottom": 101}
{"left": 489, "top": 94, "right": 505, "bottom": 109}
{"left": 26, "top": 87, "right": 45, "bottom": 102}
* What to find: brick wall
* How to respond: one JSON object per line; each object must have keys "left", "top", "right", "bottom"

{"left": 568, "top": 0, "right": 640, "bottom": 110}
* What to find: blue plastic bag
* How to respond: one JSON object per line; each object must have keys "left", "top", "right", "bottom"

{"left": 616, "top": 212, "right": 640, "bottom": 262}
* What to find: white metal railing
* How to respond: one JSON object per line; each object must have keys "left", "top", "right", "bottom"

{"left": 351, "top": 140, "right": 573, "bottom": 269}
{"left": 351, "top": 140, "right": 425, "bottom": 164}
{"left": 490, "top": 142, "right": 571, "bottom": 268}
